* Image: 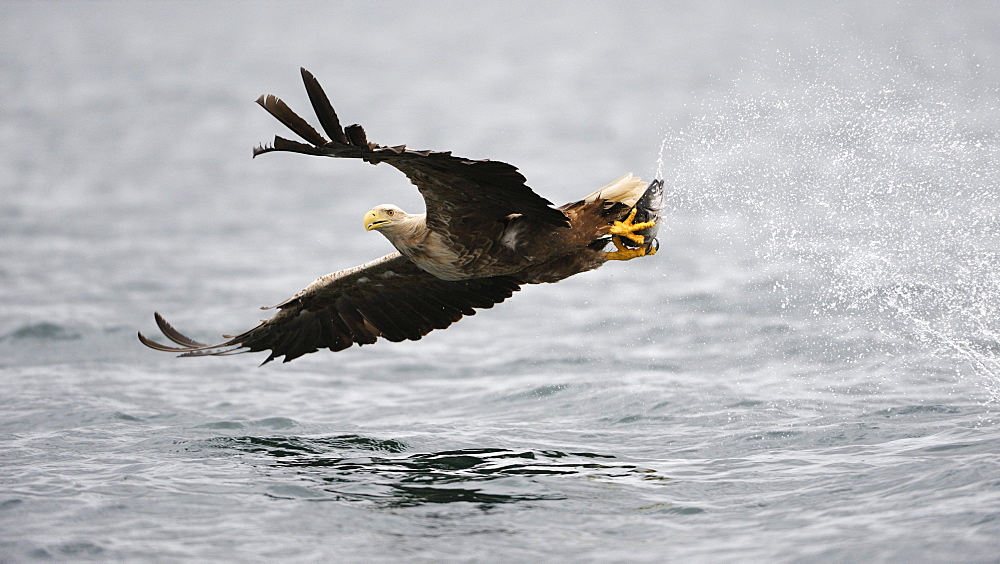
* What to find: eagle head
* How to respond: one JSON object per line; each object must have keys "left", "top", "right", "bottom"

{"left": 364, "top": 204, "right": 403, "bottom": 231}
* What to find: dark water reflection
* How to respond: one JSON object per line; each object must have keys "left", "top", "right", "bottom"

{"left": 211, "top": 435, "right": 665, "bottom": 508}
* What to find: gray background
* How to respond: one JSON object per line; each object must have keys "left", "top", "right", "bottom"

{"left": 2, "top": 2, "right": 999, "bottom": 561}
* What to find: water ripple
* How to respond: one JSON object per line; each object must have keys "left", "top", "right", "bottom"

{"left": 204, "top": 435, "right": 667, "bottom": 509}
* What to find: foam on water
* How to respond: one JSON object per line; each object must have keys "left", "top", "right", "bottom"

{"left": 660, "top": 50, "right": 1000, "bottom": 404}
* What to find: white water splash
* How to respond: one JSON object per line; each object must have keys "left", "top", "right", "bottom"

{"left": 662, "top": 51, "right": 1000, "bottom": 403}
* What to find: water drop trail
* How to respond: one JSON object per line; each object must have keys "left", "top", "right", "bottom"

{"left": 660, "top": 50, "right": 1000, "bottom": 403}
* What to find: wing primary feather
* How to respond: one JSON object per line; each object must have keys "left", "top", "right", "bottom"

{"left": 279, "top": 314, "right": 322, "bottom": 362}
{"left": 300, "top": 67, "right": 349, "bottom": 144}
{"left": 137, "top": 331, "right": 195, "bottom": 353}
{"left": 206, "top": 349, "right": 251, "bottom": 357}
{"left": 154, "top": 312, "right": 209, "bottom": 348}
{"left": 253, "top": 136, "right": 328, "bottom": 158}
{"left": 261, "top": 328, "right": 299, "bottom": 363}
{"left": 254, "top": 94, "right": 329, "bottom": 147}
{"left": 178, "top": 346, "right": 244, "bottom": 358}
{"left": 345, "top": 124, "right": 369, "bottom": 148}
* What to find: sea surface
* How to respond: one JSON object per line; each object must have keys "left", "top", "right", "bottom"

{"left": 2, "top": 2, "right": 999, "bottom": 561}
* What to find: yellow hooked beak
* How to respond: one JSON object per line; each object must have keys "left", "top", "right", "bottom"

{"left": 364, "top": 208, "right": 391, "bottom": 231}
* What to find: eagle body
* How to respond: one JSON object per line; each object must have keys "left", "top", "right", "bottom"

{"left": 139, "top": 68, "right": 663, "bottom": 364}
{"left": 368, "top": 174, "right": 654, "bottom": 284}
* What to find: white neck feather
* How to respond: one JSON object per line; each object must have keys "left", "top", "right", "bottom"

{"left": 380, "top": 213, "right": 428, "bottom": 247}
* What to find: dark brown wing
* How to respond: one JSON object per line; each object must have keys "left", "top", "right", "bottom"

{"left": 253, "top": 68, "right": 570, "bottom": 237}
{"left": 138, "top": 253, "right": 522, "bottom": 364}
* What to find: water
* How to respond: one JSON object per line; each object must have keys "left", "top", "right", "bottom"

{"left": 2, "top": 2, "right": 999, "bottom": 561}
{"left": 666, "top": 48, "right": 1000, "bottom": 405}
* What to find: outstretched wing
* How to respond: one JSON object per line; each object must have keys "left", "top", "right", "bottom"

{"left": 138, "top": 253, "right": 521, "bottom": 364}
{"left": 253, "top": 68, "right": 570, "bottom": 238}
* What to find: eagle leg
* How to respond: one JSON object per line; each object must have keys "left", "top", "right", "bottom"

{"left": 608, "top": 208, "right": 657, "bottom": 245}
{"left": 605, "top": 234, "right": 658, "bottom": 261}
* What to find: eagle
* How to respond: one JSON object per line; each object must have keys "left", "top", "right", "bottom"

{"left": 139, "top": 68, "right": 663, "bottom": 364}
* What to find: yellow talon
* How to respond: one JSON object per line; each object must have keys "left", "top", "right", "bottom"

{"left": 605, "top": 235, "right": 657, "bottom": 261}
{"left": 609, "top": 208, "right": 657, "bottom": 245}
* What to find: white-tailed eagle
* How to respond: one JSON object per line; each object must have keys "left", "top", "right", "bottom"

{"left": 139, "top": 68, "right": 663, "bottom": 364}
